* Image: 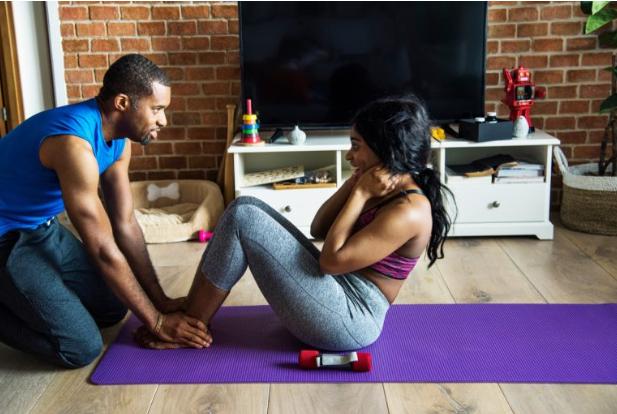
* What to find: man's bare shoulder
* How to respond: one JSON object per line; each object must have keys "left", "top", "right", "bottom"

{"left": 39, "top": 135, "right": 94, "bottom": 169}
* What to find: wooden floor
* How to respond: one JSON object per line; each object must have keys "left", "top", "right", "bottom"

{"left": 1, "top": 219, "right": 616, "bottom": 414}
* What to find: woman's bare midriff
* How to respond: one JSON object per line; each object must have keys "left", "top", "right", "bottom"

{"left": 356, "top": 267, "right": 405, "bottom": 304}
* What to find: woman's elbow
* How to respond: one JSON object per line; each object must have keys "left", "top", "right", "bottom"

{"left": 319, "top": 254, "right": 344, "bottom": 275}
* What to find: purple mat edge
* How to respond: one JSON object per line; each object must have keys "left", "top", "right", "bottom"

{"left": 91, "top": 303, "right": 617, "bottom": 385}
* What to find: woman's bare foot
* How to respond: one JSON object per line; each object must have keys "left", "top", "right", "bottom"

{"left": 133, "top": 325, "right": 213, "bottom": 349}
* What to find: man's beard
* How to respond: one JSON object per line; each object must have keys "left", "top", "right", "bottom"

{"left": 140, "top": 132, "right": 152, "bottom": 145}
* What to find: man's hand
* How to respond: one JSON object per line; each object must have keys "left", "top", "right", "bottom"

{"left": 154, "top": 312, "right": 212, "bottom": 349}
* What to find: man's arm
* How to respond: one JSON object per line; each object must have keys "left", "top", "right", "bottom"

{"left": 99, "top": 143, "right": 178, "bottom": 312}
{"left": 40, "top": 136, "right": 208, "bottom": 347}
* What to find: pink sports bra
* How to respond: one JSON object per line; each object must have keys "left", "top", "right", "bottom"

{"left": 352, "top": 189, "right": 423, "bottom": 280}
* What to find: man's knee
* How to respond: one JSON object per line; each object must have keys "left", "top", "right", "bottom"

{"left": 57, "top": 332, "right": 103, "bottom": 368}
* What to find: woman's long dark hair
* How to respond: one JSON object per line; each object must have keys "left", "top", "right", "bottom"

{"left": 352, "top": 95, "right": 456, "bottom": 267}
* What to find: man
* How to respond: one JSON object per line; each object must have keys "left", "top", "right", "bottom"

{"left": 0, "top": 54, "right": 210, "bottom": 368}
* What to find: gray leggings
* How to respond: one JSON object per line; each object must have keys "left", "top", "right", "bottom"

{"left": 201, "top": 196, "right": 390, "bottom": 351}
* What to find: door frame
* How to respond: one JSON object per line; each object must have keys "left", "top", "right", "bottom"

{"left": 0, "top": 1, "right": 24, "bottom": 132}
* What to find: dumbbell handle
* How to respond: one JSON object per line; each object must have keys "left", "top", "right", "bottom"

{"left": 317, "top": 352, "right": 358, "bottom": 367}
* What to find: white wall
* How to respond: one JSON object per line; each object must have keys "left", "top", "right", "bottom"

{"left": 11, "top": 1, "right": 55, "bottom": 118}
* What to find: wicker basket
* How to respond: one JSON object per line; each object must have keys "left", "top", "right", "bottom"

{"left": 553, "top": 147, "right": 617, "bottom": 235}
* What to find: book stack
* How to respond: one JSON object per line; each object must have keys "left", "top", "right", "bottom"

{"left": 494, "top": 162, "right": 545, "bottom": 184}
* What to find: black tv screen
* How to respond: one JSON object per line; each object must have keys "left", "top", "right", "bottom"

{"left": 239, "top": 2, "right": 487, "bottom": 128}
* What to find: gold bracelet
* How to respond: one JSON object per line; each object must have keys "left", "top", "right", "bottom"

{"left": 154, "top": 313, "right": 164, "bottom": 334}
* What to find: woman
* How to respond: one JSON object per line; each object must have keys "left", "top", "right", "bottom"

{"left": 136, "top": 95, "right": 453, "bottom": 351}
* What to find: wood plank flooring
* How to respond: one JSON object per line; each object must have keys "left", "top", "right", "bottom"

{"left": 1, "top": 221, "right": 616, "bottom": 414}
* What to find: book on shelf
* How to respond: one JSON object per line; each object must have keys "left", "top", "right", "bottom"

{"left": 242, "top": 165, "right": 305, "bottom": 187}
{"left": 493, "top": 176, "right": 545, "bottom": 184}
{"left": 495, "top": 168, "right": 544, "bottom": 178}
{"left": 445, "top": 166, "right": 493, "bottom": 183}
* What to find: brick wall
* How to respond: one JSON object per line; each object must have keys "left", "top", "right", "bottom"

{"left": 59, "top": 1, "right": 614, "bottom": 202}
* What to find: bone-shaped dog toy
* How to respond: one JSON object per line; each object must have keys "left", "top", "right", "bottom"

{"left": 147, "top": 182, "right": 180, "bottom": 202}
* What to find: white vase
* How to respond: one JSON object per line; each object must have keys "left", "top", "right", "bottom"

{"left": 513, "top": 116, "right": 529, "bottom": 138}
{"left": 288, "top": 125, "right": 306, "bottom": 145}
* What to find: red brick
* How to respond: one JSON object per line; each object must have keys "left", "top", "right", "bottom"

{"left": 566, "top": 69, "right": 596, "bottom": 82}
{"left": 60, "top": 6, "right": 88, "bottom": 20}
{"left": 487, "top": 40, "right": 499, "bottom": 54}
{"left": 186, "top": 67, "right": 215, "bottom": 81}
{"left": 167, "top": 97, "right": 186, "bottom": 112}
{"left": 120, "top": 6, "right": 150, "bottom": 20}
{"left": 216, "top": 97, "right": 237, "bottom": 110}
{"left": 541, "top": 5, "right": 572, "bottom": 20}
{"left": 488, "top": 24, "right": 516, "bottom": 38}
{"left": 202, "top": 142, "right": 226, "bottom": 153}
{"left": 94, "top": 68, "right": 107, "bottom": 83}
{"left": 517, "top": 23, "right": 548, "bottom": 37}
{"left": 65, "top": 69, "right": 94, "bottom": 84}
{"left": 169, "top": 53, "right": 198, "bottom": 66}
{"left": 211, "top": 35, "right": 239, "bottom": 50}
{"left": 187, "top": 97, "right": 217, "bottom": 110}
{"left": 488, "top": 9, "right": 507, "bottom": 22}
{"left": 159, "top": 156, "right": 187, "bottom": 169}
{"left": 63, "top": 39, "right": 88, "bottom": 52}
{"left": 212, "top": 4, "right": 238, "bottom": 18}
{"left": 121, "top": 38, "right": 150, "bottom": 51}
{"left": 534, "top": 70, "right": 563, "bottom": 84}
{"left": 165, "top": 67, "right": 185, "bottom": 81}
{"left": 181, "top": 5, "right": 210, "bottom": 18}
{"left": 549, "top": 54, "right": 579, "bottom": 67}
{"left": 228, "top": 19, "right": 239, "bottom": 34}
{"left": 487, "top": 56, "right": 516, "bottom": 70}
{"left": 578, "top": 115, "right": 609, "bottom": 129}
{"left": 581, "top": 52, "right": 613, "bottom": 66}
{"left": 179, "top": 170, "right": 207, "bottom": 180}
{"left": 202, "top": 82, "right": 230, "bottom": 95}
{"left": 198, "top": 20, "right": 228, "bottom": 34}
{"left": 501, "top": 40, "right": 531, "bottom": 53}
{"left": 588, "top": 130, "right": 608, "bottom": 143}
{"left": 82, "top": 84, "right": 99, "bottom": 97}
{"left": 485, "top": 87, "right": 503, "bottom": 102}
{"left": 138, "top": 22, "right": 166, "bottom": 36}
{"left": 173, "top": 113, "right": 202, "bottom": 126}
{"left": 152, "top": 6, "right": 180, "bottom": 20}
{"left": 146, "top": 171, "right": 177, "bottom": 180}
{"left": 544, "top": 116, "right": 576, "bottom": 130}
{"left": 548, "top": 86, "right": 577, "bottom": 99}
{"left": 551, "top": 21, "right": 582, "bottom": 36}
{"left": 566, "top": 37, "right": 596, "bottom": 51}
{"left": 554, "top": 131, "right": 587, "bottom": 144}
{"left": 580, "top": 84, "right": 611, "bottom": 98}
{"left": 508, "top": 7, "right": 539, "bottom": 21}
{"left": 227, "top": 51, "right": 240, "bottom": 65}
{"left": 172, "top": 82, "right": 200, "bottom": 96}
{"left": 144, "top": 142, "right": 173, "bottom": 156}
{"left": 533, "top": 101, "right": 558, "bottom": 115}
{"left": 532, "top": 38, "right": 563, "bottom": 52}
{"left": 202, "top": 113, "right": 227, "bottom": 125}
{"left": 131, "top": 157, "right": 158, "bottom": 170}
{"left": 198, "top": 52, "right": 226, "bottom": 65}
{"left": 76, "top": 22, "right": 106, "bottom": 37}
{"left": 174, "top": 142, "right": 202, "bottom": 154}
{"left": 182, "top": 37, "right": 210, "bottom": 50}
{"left": 168, "top": 21, "right": 197, "bottom": 35}
{"left": 131, "top": 142, "right": 144, "bottom": 156}
{"left": 78, "top": 54, "right": 108, "bottom": 68}
{"left": 89, "top": 5, "right": 119, "bottom": 20}
{"left": 64, "top": 55, "right": 77, "bottom": 69}
{"left": 91, "top": 39, "right": 119, "bottom": 52}
{"left": 560, "top": 100, "right": 589, "bottom": 113}
{"left": 143, "top": 53, "right": 167, "bottom": 66}
{"left": 152, "top": 37, "right": 181, "bottom": 51}
{"left": 572, "top": 145, "right": 600, "bottom": 159}
{"left": 486, "top": 72, "right": 500, "bottom": 86}
{"left": 216, "top": 66, "right": 241, "bottom": 80}
{"left": 61, "top": 23, "right": 75, "bottom": 37}
{"left": 66, "top": 85, "right": 81, "bottom": 99}
{"left": 598, "top": 68, "right": 613, "bottom": 81}
{"left": 129, "top": 171, "right": 148, "bottom": 182}
{"left": 518, "top": 55, "right": 548, "bottom": 68}
{"left": 108, "top": 22, "right": 136, "bottom": 36}
{"left": 188, "top": 156, "right": 216, "bottom": 169}
{"left": 231, "top": 82, "right": 241, "bottom": 95}
{"left": 187, "top": 127, "right": 217, "bottom": 140}
{"left": 158, "top": 127, "right": 186, "bottom": 141}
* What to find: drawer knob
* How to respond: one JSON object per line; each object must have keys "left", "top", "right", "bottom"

{"left": 283, "top": 205, "right": 292, "bottom": 213}
{"left": 491, "top": 201, "right": 500, "bottom": 208}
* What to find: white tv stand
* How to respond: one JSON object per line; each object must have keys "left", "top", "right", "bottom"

{"left": 228, "top": 129, "right": 560, "bottom": 240}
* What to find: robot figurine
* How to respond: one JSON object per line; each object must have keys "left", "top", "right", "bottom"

{"left": 502, "top": 66, "right": 546, "bottom": 133}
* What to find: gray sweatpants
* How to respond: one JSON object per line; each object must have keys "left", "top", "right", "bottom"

{"left": 201, "top": 196, "right": 390, "bottom": 351}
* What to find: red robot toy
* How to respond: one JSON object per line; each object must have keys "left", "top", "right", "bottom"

{"left": 502, "top": 66, "right": 546, "bottom": 133}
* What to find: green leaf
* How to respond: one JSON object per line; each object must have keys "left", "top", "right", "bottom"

{"left": 602, "top": 65, "right": 617, "bottom": 77}
{"left": 599, "top": 93, "right": 617, "bottom": 113}
{"left": 585, "top": 7, "right": 617, "bottom": 33}
{"left": 581, "top": 1, "right": 593, "bottom": 15}
{"left": 592, "top": 1, "right": 610, "bottom": 14}
{"left": 599, "top": 29, "right": 617, "bottom": 47}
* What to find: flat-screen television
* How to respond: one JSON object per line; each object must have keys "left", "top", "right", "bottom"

{"left": 239, "top": 2, "right": 487, "bottom": 128}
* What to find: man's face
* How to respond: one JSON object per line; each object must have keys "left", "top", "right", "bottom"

{"left": 127, "top": 81, "right": 171, "bottom": 145}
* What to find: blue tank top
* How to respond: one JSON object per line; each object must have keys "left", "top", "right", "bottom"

{"left": 0, "top": 99, "right": 126, "bottom": 235}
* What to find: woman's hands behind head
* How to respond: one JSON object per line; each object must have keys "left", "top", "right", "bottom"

{"left": 354, "top": 165, "right": 401, "bottom": 200}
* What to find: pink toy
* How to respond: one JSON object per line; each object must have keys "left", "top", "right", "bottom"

{"left": 198, "top": 229, "right": 213, "bottom": 243}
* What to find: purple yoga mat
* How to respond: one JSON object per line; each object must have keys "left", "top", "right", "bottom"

{"left": 91, "top": 304, "right": 617, "bottom": 384}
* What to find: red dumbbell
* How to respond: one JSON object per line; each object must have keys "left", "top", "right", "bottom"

{"left": 299, "top": 349, "right": 372, "bottom": 372}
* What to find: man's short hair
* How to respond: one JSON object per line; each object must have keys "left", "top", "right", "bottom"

{"left": 98, "top": 54, "right": 170, "bottom": 108}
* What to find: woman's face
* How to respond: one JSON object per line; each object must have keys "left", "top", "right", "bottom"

{"left": 345, "top": 126, "right": 381, "bottom": 174}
